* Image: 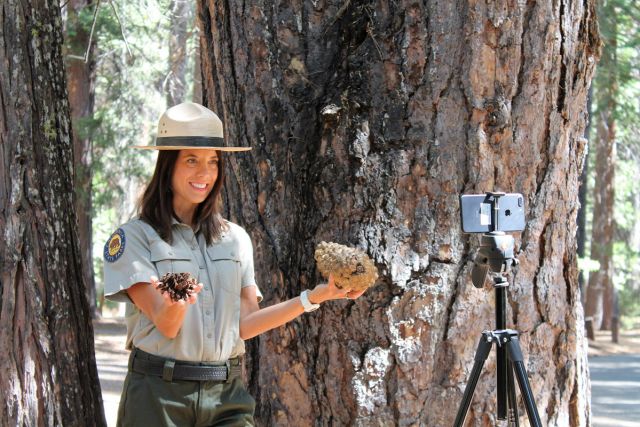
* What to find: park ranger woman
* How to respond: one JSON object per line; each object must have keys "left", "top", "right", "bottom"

{"left": 103, "top": 102, "right": 365, "bottom": 426}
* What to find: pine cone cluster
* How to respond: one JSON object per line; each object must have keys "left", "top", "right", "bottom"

{"left": 157, "top": 272, "right": 198, "bottom": 302}
{"left": 314, "top": 241, "right": 378, "bottom": 292}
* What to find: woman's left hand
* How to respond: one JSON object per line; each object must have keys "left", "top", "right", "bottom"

{"left": 308, "top": 274, "right": 367, "bottom": 304}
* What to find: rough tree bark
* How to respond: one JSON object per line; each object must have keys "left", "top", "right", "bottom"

{"left": 199, "top": 1, "right": 599, "bottom": 425}
{"left": 64, "top": 0, "right": 98, "bottom": 318}
{"left": 0, "top": 1, "right": 106, "bottom": 425}
{"left": 584, "top": 1, "right": 616, "bottom": 333}
{"left": 166, "top": 0, "right": 193, "bottom": 106}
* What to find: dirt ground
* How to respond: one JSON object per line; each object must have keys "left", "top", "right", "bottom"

{"left": 587, "top": 328, "right": 640, "bottom": 357}
{"left": 93, "top": 317, "right": 129, "bottom": 427}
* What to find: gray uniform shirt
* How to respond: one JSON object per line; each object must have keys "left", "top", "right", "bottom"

{"left": 103, "top": 217, "right": 262, "bottom": 362}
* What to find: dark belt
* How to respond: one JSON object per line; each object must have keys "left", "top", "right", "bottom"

{"left": 129, "top": 348, "right": 242, "bottom": 382}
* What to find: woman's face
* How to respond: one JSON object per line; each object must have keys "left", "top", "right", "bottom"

{"left": 171, "top": 149, "right": 219, "bottom": 208}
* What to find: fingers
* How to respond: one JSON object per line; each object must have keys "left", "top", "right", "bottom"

{"left": 346, "top": 289, "right": 366, "bottom": 300}
{"left": 187, "top": 283, "right": 204, "bottom": 304}
{"left": 335, "top": 287, "right": 366, "bottom": 300}
{"left": 161, "top": 290, "right": 173, "bottom": 304}
{"left": 326, "top": 276, "right": 363, "bottom": 300}
{"left": 193, "top": 282, "right": 204, "bottom": 294}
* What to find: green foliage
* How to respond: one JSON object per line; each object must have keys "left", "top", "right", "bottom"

{"left": 90, "top": 0, "right": 170, "bottom": 248}
{"left": 64, "top": 0, "right": 198, "bottom": 295}
{"left": 586, "top": 0, "right": 640, "bottom": 325}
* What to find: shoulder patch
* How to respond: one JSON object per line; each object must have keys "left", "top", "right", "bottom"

{"left": 104, "top": 228, "right": 126, "bottom": 263}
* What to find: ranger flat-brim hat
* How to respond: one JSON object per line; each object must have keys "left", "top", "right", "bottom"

{"left": 133, "top": 102, "right": 251, "bottom": 151}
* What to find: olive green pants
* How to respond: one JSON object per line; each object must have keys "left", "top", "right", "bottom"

{"left": 117, "top": 353, "right": 255, "bottom": 426}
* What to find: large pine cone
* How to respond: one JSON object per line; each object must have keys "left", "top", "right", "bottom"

{"left": 314, "top": 242, "right": 378, "bottom": 292}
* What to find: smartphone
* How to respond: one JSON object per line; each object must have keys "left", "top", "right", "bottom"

{"left": 460, "top": 193, "right": 525, "bottom": 233}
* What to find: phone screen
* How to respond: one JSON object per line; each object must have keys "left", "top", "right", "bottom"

{"left": 460, "top": 193, "right": 525, "bottom": 233}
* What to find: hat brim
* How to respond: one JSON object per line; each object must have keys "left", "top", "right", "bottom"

{"left": 132, "top": 145, "right": 251, "bottom": 151}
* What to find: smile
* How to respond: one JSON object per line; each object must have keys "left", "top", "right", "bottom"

{"left": 190, "top": 182, "right": 208, "bottom": 191}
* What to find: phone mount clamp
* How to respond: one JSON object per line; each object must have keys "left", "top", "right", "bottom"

{"left": 454, "top": 192, "right": 542, "bottom": 427}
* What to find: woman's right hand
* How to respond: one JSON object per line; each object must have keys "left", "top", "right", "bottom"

{"left": 150, "top": 275, "right": 203, "bottom": 306}
{"left": 127, "top": 275, "right": 203, "bottom": 338}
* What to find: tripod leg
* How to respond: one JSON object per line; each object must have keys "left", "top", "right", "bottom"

{"left": 497, "top": 346, "right": 508, "bottom": 419}
{"left": 506, "top": 360, "right": 519, "bottom": 427}
{"left": 496, "top": 287, "right": 508, "bottom": 420}
{"left": 454, "top": 333, "right": 493, "bottom": 427}
{"left": 505, "top": 335, "right": 542, "bottom": 427}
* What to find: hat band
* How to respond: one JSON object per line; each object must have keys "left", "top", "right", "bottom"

{"left": 156, "top": 136, "right": 225, "bottom": 147}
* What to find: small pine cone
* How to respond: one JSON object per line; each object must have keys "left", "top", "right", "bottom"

{"left": 157, "top": 272, "right": 198, "bottom": 302}
{"left": 314, "top": 242, "right": 378, "bottom": 292}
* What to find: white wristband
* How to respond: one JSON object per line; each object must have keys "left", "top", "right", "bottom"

{"left": 300, "top": 290, "right": 320, "bottom": 312}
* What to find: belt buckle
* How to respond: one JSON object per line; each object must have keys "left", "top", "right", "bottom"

{"left": 163, "top": 359, "right": 176, "bottom": 382}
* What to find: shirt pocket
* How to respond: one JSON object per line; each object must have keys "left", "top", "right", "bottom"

{"left": 206, "top": 245, "right": 241, "bottom": 295}
{"left": 150, "top": 240, "right": 194, "bottom": 278}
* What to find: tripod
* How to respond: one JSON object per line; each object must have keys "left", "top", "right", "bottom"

{"left": 453, "top": 232, "right": 542, "bottom": 427}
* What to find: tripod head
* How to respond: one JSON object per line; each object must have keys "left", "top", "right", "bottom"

{"left": 460, "top": 191, "right": 524, "bottom": 288}
{"left": 471, "top": 232, "right": 519, "bottom": 288}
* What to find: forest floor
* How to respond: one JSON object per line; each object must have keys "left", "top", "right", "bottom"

{"left": 588, "top": 328, "right": 640, "bottom": 427}
{"left": 92, "top": 317, "right": 640, "bottom": 427}
{"left": 93, "top": 316, "right": 128, "bottom": 427}
{"left": 587, "top": 327, "right": 640, "bottom": 356}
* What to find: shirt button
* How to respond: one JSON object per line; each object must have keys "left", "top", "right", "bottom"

{"left": 230, "top": 252, "right": 235, "bottom": 257}
{"left": 206, "top": 310, "right": 211, "bottom": 315}
{"left": 207, "top": 333, "right": 213, "bottom": 339}
{"left": 168, "top": 251, "right": 173, "bottom": 256}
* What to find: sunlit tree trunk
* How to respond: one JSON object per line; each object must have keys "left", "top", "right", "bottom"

{"left": 585, "top": 1, "right": 616, "bottom": 332}
{"left": 193, "top": 34, "right": 203, "bottom": 103}
{"left": 577, "top": 88, "right": 591, "bottom": 307}
{"left": 199, "top": 1, "right": 599, "bottom": 425}
{"left": 64, "top": 0, "right": 98, "bottom": 318}
{"left": 0, "top": 1, "right": 105, "bottom": 425}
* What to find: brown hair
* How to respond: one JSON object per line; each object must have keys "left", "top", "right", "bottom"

{"left": 138, "top": 150, "right": 226, "bottom": 245}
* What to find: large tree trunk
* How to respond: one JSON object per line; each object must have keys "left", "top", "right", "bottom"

{"left": 585, "top": 3, "right": 616, "bottom": 332}
{"left": 0, "top": 1, "right": 106, "bottom": 425}
{"left": 199, "top": 1, "right": 599, "bottom": 425}
{"left": 64, "top": 0, "right": 99, "bottom": 319}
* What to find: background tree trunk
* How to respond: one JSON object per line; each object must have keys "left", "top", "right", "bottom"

{"left": 577, "top": 87, "right": 591, "bottom": 306}
{"left": 193, "top": 34, "right": 203, "bottom": 103}
{"left": 199, "top": 1, "right": 599, "bottom": 425}
{"left": 166, "top": 0, "right": 193, "bottom": 106}
{"left": 584, "top": 112, "right": 616, "bottom": 331}
{"left": 0, "top": 1, "right": 106, "bottom": 425}
{"left": 64, "top": 0, "right": 99, "bottom": 318}
{"left": 585, "top": 2, "right": 616, "bottom": 332}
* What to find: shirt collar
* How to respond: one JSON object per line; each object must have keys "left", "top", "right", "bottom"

{"left": 172, "top": 216, "right": 200, "bottom": 234}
